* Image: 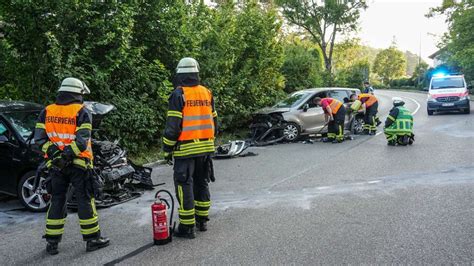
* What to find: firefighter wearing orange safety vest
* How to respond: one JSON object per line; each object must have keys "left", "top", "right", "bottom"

{"left": 34, "top": 78, "right": 109, "bottom": 255}
{"left": 313, "top": 97, "right": 346, "bottom": 143}
{"left": 350, "top": 93, "right": 379, "bottom": 135}
{"left": 162, "top": 58, "right": 218, "bottom": 239}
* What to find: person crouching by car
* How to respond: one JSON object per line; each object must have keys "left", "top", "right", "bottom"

{"left": 350, "top": 93, "right": 379, "bottom": 135}
{"left": 313, "top": 97, "right": 346, "bottom": 143}
{"left": 384, "top": 97, "right": 415, "bottom": 146}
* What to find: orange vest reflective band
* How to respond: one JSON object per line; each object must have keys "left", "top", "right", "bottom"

{"left": 359, "top": 93, "right": 377, "bottom": 107}
{"left": 44, "top": 104, "right": 93, "bottom": 160}
{"left": 327, "top": 98, "right": 342, "bottom": 114}
{"left": 178, "top": 85, "right": 215, "bottom": 141}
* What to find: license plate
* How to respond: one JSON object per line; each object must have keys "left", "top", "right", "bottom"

{"left": 442, "top": 103, "right": 454, "bottom": 107}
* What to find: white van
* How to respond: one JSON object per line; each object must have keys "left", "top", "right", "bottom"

{"left": 427, "top": 74, "right": 471, "bottom": 115}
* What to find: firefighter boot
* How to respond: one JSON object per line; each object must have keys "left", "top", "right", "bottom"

{"left": 46, "top": 242, "right": 59, "bottom": 255}
{"left": 174, "top": 224, "right": 196, "bottom": 239}
{"left": 387, "top": 140, "right": 396, "bottom": 146}
{"left": 86, "top": 237, "right": 110, "bottom": 252}
{"left": 196, "top": 217, "right": 208, "bottom": 232}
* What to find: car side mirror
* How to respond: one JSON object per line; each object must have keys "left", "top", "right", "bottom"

{"left": 0, "top": 135, "right": 9, "bottom": 144}
{"left": 468, "top": 85, "right": 473, "bottom": 91}
{"left": 303, "top": 104, "right": 309, "bottom": 112}
{"left": 343, "top": 97, "right": 350, "bottom": 103}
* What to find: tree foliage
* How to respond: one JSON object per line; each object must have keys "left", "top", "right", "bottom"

{"left": 429, "top": 0, "right": 474, "bottom": 83}
{"left": 281, "top": 37, "right": 324, "bottom": 93}
{"left": 0, "top": 0, "right": 285, "bottom": 152}
{"left": 277, "top": 0, "right": 367, "bottom": 78}
{"left": 373, "top": 46, "right": 407, "bottom": 85}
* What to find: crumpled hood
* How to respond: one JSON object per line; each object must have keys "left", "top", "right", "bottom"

{"left": 255, "top": 107, "right": 290, "bottom": 115}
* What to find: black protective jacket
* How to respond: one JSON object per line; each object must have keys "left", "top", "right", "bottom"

{"left": 384, "top": 107, "right": 400, "bottom": 128}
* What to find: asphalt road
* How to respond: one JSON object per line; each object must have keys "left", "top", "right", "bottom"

{"left": 1, "top": 90, "right": 473, "bottom": 265}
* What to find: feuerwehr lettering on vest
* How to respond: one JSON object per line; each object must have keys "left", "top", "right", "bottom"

{"left": 45, "top": 115, "right": 76, "bottom": 125}
{"left": 186, "top": 99, "right": 211, "bottom": 107}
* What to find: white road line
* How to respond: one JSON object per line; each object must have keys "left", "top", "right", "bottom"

{"left": 402, "top": 96, "right": 421, "bottom": 115}
{"left": 367, "top": 180, "right": 381, "bottom": 184}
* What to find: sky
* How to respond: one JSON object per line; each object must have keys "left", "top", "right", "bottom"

{"left": 357, "top": 0, "right": 448, "bottom": 65}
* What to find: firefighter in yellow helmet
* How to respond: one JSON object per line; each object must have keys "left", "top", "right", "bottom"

{"left": 34, "top": 78, "right": 109, "bottom": 255}
{"left": 162, "top": 58, "right": 218, "bottom": 239}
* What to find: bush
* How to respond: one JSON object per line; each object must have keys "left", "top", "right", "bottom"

{"left": 281, "top": 38, "right": 324, "bottom": 93}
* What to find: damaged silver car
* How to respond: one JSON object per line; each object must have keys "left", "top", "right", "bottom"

{"left": 253, "top": 88, "right": 363, "bottom": 141}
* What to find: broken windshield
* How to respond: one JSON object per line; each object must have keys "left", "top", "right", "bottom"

{"left": 274, "top": 92, "right": 309, "bottom": 108}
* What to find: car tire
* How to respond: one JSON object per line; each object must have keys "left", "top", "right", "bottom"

{"left": 17, "top": 171, "right": 50, "bottom": 212}
{"left": 350, "top": 116, "right": 365, "bottom": 135}
{"left": 283, "top": 122, "right": 301, "bottom": 142}
{"left": 427, "top": 109, "right": 434, "bottom": 116}
{"left": 463, "top": 105, "right": 470, "bottom": 114}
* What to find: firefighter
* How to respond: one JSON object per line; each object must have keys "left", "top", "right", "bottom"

{"left": 313, "top": 97, "right": 346, "bottom": 143}
{"left": 350, "top": 93, "right": 379, "bottom": 135}
{"left": 34, "top": 77, "right": 109, "bottom": 255}
{"left": 384, "top": 97, "right": 415, "bottom": 146}
{"left": 162, "top": 57, "right": 218, "bottom": 239}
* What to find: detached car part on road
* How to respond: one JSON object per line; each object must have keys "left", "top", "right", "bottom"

{"left": 252, "top": 88, "right": 364, "bottom": 143}
{"left": 0, "top": 100, "right": 154, "bottom": 212}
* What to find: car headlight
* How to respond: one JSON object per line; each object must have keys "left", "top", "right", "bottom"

{"left": 427, "top": 94, "right": 436, "bottom": 102}
{"left": 459, "top": 95, "right": 470, "bottom": 101}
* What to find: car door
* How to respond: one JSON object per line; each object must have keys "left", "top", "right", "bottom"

{"left": 0, "top": 119, "right": 20, "bottom": 195}
{"left": 297, "top": 92, "right": 327, "bottom": 133}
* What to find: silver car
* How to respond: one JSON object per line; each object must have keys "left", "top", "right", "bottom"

{"left": 255, "top": 88, "right": 363, "bottom": 141}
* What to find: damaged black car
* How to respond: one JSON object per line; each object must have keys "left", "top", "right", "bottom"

{"left": 0, "top": 100, "right": 154, "bottom": 212}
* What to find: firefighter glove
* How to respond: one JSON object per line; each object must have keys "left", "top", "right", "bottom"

{"left": 46, "top": 144, "right": 61, "bottom": 159}
{"left": 62, "top": 145, "right": 76, "bottom": 162}
{"left": 164, "top": 152, "right": 173, "bottom": 165}
{"left": 51, "top": 154, "right": 68, "bottom": 170}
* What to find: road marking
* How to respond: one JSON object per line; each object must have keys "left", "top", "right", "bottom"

{"left": 402, "top": 96, "right": 421, "bottom": 115}
{"left": 367, "top": 180, "right": 381, "bottom": 184}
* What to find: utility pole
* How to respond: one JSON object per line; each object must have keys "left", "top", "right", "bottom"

{"left": 417, "top": 32, "right": 422, "bottom": 88}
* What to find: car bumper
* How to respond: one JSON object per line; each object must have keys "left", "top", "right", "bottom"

{"left": 427, "top": 99, "right": 470, "bottom": 111}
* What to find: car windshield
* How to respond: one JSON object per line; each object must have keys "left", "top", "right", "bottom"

{"left": 3, "top": 111, "right": 40, "bottom": 140}
{"left": 431, "top": 77, "right": 465, "bottom": 89}
{"left": 274, "top": 92, "right": 310, "bottom": 108}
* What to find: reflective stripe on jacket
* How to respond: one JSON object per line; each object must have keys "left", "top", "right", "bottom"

{"left": 178, "top": 86, "right": 215, "bottom": 141}
{"left": 45, "top": 104, "right": 93, "bottom": 160}
{"left": 384, "top": 106, "right": 413, "bottom": 135}
{"left": 358, "top": 93, "right": 377, "bottom": 107}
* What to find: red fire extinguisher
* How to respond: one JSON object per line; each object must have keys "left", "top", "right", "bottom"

{"left": 152, "top": 189, "right": 175, "bottom": 245}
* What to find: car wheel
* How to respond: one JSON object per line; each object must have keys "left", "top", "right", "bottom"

{"left": 283, "top": 122, "right": 301, "bottom": 141}
{"left": 351, "top": 117, "right": 365, "bottom": 135}
{"left": 427, "top": 109, "right": 434, "bottom": 116}
{"left": 463, "top": 105, "right": 470, "bottom": 114}
{"left": 17, "top": 171, "right": 50, "bottom": 212}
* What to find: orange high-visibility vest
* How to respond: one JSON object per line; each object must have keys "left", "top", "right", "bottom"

{"left": 178, "top": 85, "right": 215, "bottom": 141}
{"left": 358, "top": 93, "right": 377, "bottom": 107}
{"left": 323, "top": 98, "right": 342, "bottom": 115}
{"left": 44, "top": 104, "right": 93, "bottom": 160}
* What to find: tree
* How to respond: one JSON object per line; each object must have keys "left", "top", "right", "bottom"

{"left": 281, "top": 37, "right": 324, "bottom": 93}
{"left": 277, "top": 0, "right": 367, "bottom": 81}
{"left": 428, "top": 0, "right": 474, "bottom": 82}
{"left": 412, "top": 61, "right": 429, "bottom": 87}
{"left": 373, "top": 46, "right": 407, "bottom": 85}
{"left": 332, "top": 39, "right": 370, "bottom": 88}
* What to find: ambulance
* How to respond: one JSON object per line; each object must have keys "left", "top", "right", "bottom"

{"left": 427, "top": 73, "right": 471, "bottom": 115}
